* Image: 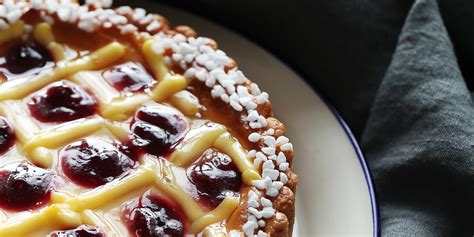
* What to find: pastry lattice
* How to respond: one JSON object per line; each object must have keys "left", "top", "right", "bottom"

{"left": 0, "top": 21, "right": 261, "bottom": 236}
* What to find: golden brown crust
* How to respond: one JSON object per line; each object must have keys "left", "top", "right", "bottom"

{"left": 174, "top": 25, "right": 197, "bottom": 38}
{"left": 265, "top": 212, "right": 290, "bottom": 237}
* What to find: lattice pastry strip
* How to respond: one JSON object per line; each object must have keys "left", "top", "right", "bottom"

{"left": 0, "top": 21, "right": 24, "bottom": 46}
{"left": 81, "top": 210, "right": 128, "bottom": 237}
{"left": 0, "top": 39, "right": 126, "bottom": 101}
{"left": 0, "top": 100, "right": 54, "bottom": 167}
{"left": 0, "top": 100, "right": 126, "bottom": 168}
{"left": 0, "top": 204, "right": 82, "bottom": 236}
{"left": 170, "top": 124, "right": 261, "bottom": 185}
{"left": 68, "top": 38, "right": 191, "bottom": 121}
{"left": 34, "top": 23, "right": 66, "bottom": 61}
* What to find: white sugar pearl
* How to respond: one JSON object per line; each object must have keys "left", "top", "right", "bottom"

{"left": 249, "top": 122, "right": 262, "bottom": 129}
{"left": 195, "top": 70, "right": 207, "bottom": 81}
{"left": 267, "top": 155, "right": 277, "bottom": 161}
{"left": 172, "top": 53, "right": 183, "bottom": 62}
{"left": 262, "top": 160, "right": 275, "bottom": 170}
{"left": 230, "top": 101, "right": 243, "bottom": 111}
{"left": 277, "top": 136, "right": 290, "bottom": 145}
{"left": 262, "top": 169, "right": 279, "bottom": 181}
{"left": 6, "top": 10, "right": 21, "bottom": 23}
{"left": 260, "top": 197, "right": 272, "bottom": 207}
{"left": 266, "top": 188, "right": 279, "bottom": 197}
{"left": 248, "top": 190, "right": 259, "bottom": 201}
{"left": 248, "top": 200, "right": 260, "bottom": 208}
{"left": 184, "top": 68, "right": 197, "bottom": 78}
{"left": 248, "top": 133, "right": 261, "bottom": 142}
{"left": 252, "top": 179, "right": 266, "bottom": 190}
{"left": 280, "top": 143, "right": 293, "bottom": 151}
{"left": 277, "top": 152, "right": 287, "bottom": 165}
{"left": 256, "top": 152, "right": 268, "bottom": 161}
{"left": 261, "top": 207, "right": 276, "bottom": 218}
{"left": 220, "top": 94, "right": 230, "bottom": 104}
{"left": 248, "top": 149, "right": 257, "bottom": 158}
{"left": 245, "top": 101, "right": 258, "bottom": 110}
{"left": 246, "top": 110, "right": 259, "bottom": 122}
{"left": 272, "top": 181, "right": 284, "bottom": 190}
{"left": 262, "top": 147, "right": 276, "bottom": 156}
{"left": 243, "top": 221, "right": 257, "bottom": 236}
{"left": 258, "top": 116, "right": 268, "bottom": 127}
{"left": 0, "top": 20, "right": 8, "bottom": 30}
{"left": 280, "top": 172, "right": 288, "bottom": 184}
{"left": 229, "top": 230, "right": 240, "bottom": 237}
{"left": 264, "top": 136, "right": 276, "bottom": 147}
{"left": 139, "top": 14, "right": 154, "bottom": 25}
{"left": 116, "top": 6, "right": 131, "bottom": 14}
{"left": 132, "top": 8, "right": 146, "bottom": 21}
{"left": 146, "top": 21, "right": 161, "bottom": 31}
{"left": 237, "top": 85, "right": 251, "bottom": 97}
{"left": 253, "top": 157, "right": 262, "bottom": 168}
{"left": 279, "top": 162, "right": 289, "bottom": 171}
{"left": 264, "top": 177, "right": 273, "bottom": 187}
{"left": 120, "top": 24, "right": 137, "bottom": 34}
{"left": 248, "top": 207, "right": 262, "bottom": 219}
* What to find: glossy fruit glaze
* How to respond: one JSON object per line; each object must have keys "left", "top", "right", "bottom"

{"left": 0, "top": 162, "right": 53, "bottom": 211}
{"left": 129, "top": 105, "right": 188, "bottom": 157}
{"left": 186, "top": 149, "right": 242, "bottom": 208}
{"left": 28, "top": 81, "right": 98, "bottom": 123}
{"left": 122, "top": 191, "right": 187, "bottom": 237}
{"left": 102, "top": 62, "right": 155, "bottom": 93}
{"left": 0, "top": 42, "right": 54, "bottom": 80}
{"left": 60, "top": 138, "right": 136, "bottom": 188}
{"left": 0, "top": 117, "right": 15, "bottom": 155}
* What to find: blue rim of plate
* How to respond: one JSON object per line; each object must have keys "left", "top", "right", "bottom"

{"left": 323, "top": 98, "right": 380, "bottom": 237}
{"left": 288, "top": 74, "right": 380, "bottom": 236}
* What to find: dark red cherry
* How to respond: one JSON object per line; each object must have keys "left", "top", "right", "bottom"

{"left": 102, "top": 62, "right": 155, "bottom": 93}
{"left": 187, "top": 149, "right": 242, "bottom": 208}
{"left": 129, "top": 105, "right": 188, "bottom": 157}
{"left": 4, "top": 42, "right": 53, "bottom": 74}
{"left": 122, "top": 191, "right": 187, "bottom": 237}
{"left": 28, "top": 81, "right": 97, "bottom": 123}
{"left": 48, "top": 225, "right": 104, "bottom": 237}
{"left": 0, "top": 162, "right": 53, "bottom": 211}
{"left": 60, "top": 138, "right": 136, "bottom": 188}
{"left": 0, "top": 117, "right": 15, "bottom": 155}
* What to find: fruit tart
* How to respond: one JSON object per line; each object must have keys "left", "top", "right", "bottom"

{"left": 0, "top": 1, "right": 297, "bottom": 236}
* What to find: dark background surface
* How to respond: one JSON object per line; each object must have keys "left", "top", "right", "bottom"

{"left": 156, "top": 0, "right": 474, "bottom": 139}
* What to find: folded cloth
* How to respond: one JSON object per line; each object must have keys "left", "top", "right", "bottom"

{"left": 361, "top": 0, "right": 474, "bottom": 236}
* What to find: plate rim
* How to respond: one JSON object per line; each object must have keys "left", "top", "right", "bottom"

{"left": 323, "top": 96, "right": 380, "bottom": 237}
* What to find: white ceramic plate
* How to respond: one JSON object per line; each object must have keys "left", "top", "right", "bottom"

{"left": 126, "top": 2, "right": 379, "bottom": 236}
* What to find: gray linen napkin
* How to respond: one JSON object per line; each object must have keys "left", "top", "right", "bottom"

{"left": 361, "top": 0, "right": 474, "bottom": 236}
